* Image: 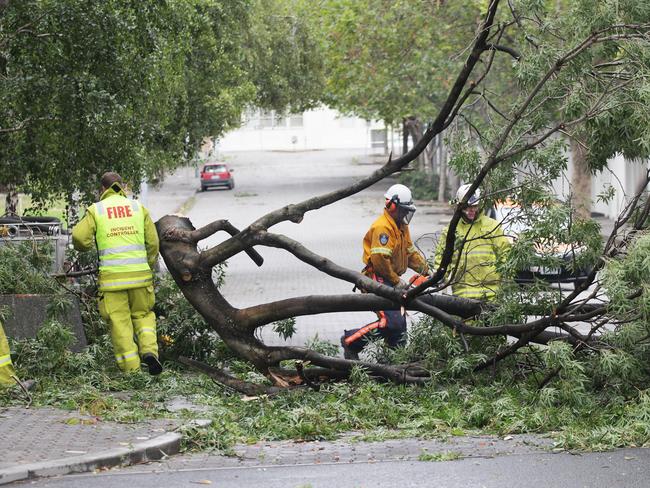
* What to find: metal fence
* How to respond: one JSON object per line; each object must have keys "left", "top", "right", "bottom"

{"left": 0, "top": 216, "right": 66, "bottom": 272}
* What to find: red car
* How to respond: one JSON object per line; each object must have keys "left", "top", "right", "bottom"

{"left": 199, "top": 163, "right": 235, "bottom": 191}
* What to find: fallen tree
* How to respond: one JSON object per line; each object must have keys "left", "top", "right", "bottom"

{"left": 157, "top": 0, "right": 650, "bottom": 391}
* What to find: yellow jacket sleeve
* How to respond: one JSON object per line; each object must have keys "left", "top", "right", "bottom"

{"left": 143, "top": 207, "right": 159, "bottom": 270}
{"left": 367, "top": 223, "right": 401, "bottom": 285}
{"left": 369, "top": 253, "right": 401, "bottom": 285}
{"left": 492, "top": 223, "right": 511, "bottom": 269}
{"left": 405, "top": 227, "right": 429, "bottom": 274}
{"left": 433, "top": 227, "right": 449, "bottom": 271}
{"left": 71, "top": 207, "right": 97, "bottom": 252}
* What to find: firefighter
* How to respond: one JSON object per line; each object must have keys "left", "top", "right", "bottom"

{"left": 0, "top": 322, "right": 17, "bottom": 387}
{"left": 0, "top": 322, "right": 35, "bottom": 391}
{"left": 72, "top": 172, "right": 162, "bottom": 375}
{"left": 341, "top": 184, "right": 430, "bottom": 360}
{"left": 434, "top": 184, "right": 510, "bottom": 300}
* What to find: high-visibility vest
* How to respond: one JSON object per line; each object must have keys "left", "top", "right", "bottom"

{"left": 93, "top": 194, "right": 152, "bottom": 292}
{"left": 434, "top": 214, "right": 510, "bottom": 300}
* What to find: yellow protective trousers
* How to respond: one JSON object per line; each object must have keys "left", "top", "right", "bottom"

{"left": 98, "top": 285, "right": 158, "bottom": 372}
{"left": 0, "top": 323, "right": 17, "bottom": 387}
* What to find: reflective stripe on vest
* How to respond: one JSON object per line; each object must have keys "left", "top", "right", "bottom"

{"left": 94, "top": 195, "right": 151, "bottom": 290}
{"left": 0, "top": 354, "right": 12, "bottom": 368}
{"left": 98, "top": 244, "right": 146, "bottom": 256}
{"left": 101, "top": 257, "right": 148, "bottom": 266}
{"left": 100, "top": 276, "right": 152, "bottom": 288}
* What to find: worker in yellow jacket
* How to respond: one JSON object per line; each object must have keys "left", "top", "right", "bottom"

{"left": 0, "top": 322, "right": 35, "bottom": 391}
{"left": 0, "top": 322, "right": 17, "bottom": 387}
{"left": 434, "top": 184, "right": 510, "bottom": 300}
{"left": 341, "top": 184, "right": 430, "bottom": 359}
{"left": 72, "top": 172, "right": 162, "bottom": 375}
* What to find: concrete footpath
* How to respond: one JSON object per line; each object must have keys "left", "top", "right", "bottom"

{"left": 0, "top": 406, "right": 189, "bottom": 485}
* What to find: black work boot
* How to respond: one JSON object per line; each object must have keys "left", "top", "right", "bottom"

{"left": 340, "top": 336, "right": 359, "bottom": 361}
{"left": 142, "top": 354, "right": 163, "bottom": 376}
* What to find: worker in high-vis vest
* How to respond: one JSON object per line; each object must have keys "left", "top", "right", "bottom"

{"left": 0, "top": 322, "right": 35, "bottom": 392}
{"left": 0, "top": 322, "right": 17, "bottom": 387}
{"left": 434, "top": 184, "right": 510, "bottom": 300}
{"left": 341, "top": 184, "right": 430, "bottom": 360}
{"left": 72, "top": 172, "right": 162, "bottom": 375}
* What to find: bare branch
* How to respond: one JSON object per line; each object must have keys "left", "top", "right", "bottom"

{"left": 0, "top": 117, "right": 32, "bottom": 134}
{"left": 485, "top": 43, "right": 521, "bottom": 60}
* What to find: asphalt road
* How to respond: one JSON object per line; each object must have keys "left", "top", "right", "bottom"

{"left": 17, "top": 448, "right": 650, "bottom": 488}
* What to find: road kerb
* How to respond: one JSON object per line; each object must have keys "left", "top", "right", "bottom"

{"left": 0, "top": 431, "right": 182, "bottom": 485}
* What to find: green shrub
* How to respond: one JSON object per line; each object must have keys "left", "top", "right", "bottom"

{"left": 0, "top": 241, "right": 57, "bottom": 294}
{"left": 154, "top": 273, "right": 229, "bottom": 362}
{"left": 398, "top": 170, "right": 439, "bottom": 200}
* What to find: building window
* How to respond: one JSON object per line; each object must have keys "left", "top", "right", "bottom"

{"left": 259, "top": 110, "right": 275, "bottom": 128}
{"left": 242, "top": 108, "right": 304, "bottom": 129}
{"left": 371, "top": 129, "right": 387, "bottom": 149}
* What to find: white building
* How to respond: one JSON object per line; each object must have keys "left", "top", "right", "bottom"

{"left": 590, "top": 155, "right": 649, "bottom": 219}
{"left": 217, "top": 106, "right": 388, "bottom": 152}
{"left": 552, "top": 154, "right": 649, "bottom": 220}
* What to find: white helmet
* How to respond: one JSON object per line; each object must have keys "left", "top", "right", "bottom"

{"left": 385, "top": 184, "right": 416, "bottom": 224}
{"left": 456, "top": 184, "right": 481, "bottom": 206}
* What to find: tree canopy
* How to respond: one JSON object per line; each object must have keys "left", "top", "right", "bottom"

{"left": 0, "top": 0, "right": 324, "bottom": 205}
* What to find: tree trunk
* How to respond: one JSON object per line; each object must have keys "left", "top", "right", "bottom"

{"left": 65, "top": 190, "right": 81, "bottom": 228}
{"left": 437, "top": 134, "right": 448, "bottom": 202}
{"left": 4, "top": 185, "right": 18, "bottom": 215}
{"left": 571, "top": 137, "right": 592, "bottom": 220}
{"left": 404, "top": 117, "right": 432, "bottom": 172}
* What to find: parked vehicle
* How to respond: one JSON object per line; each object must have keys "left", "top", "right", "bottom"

{"left": 489, "top": 200, "right": 592, "bottom": 289}
{"left": 199, "top": 163, "right": 234, "bottom": 191}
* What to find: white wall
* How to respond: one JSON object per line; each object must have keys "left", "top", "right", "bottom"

{"left": 218, "top": 107, "right": 385, "bottom": 152}
{"left": 590, "top": 155, "right": 649, "bottom": 219}
{"left": 546, "top": 147, "right": 648, "bottom": 220}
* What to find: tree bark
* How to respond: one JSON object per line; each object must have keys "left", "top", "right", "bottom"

{"left": 4, "top": 184, "right": 18, "bottom": 215}
{"left": 404, "top": 116, "right": 432, "bottom": 172}
{"left": 571, "top": 137, "right": 592, "bottom": 220}
{"left": 437, "top": 133, "right": 448, "bottom": 202}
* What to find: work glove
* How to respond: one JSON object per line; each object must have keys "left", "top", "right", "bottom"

{"left": 408, "top": 274, "right": 430, "bottom": 288}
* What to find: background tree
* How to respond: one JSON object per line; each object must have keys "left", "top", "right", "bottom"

{"left": 316, "top": 0, "right": 517, "bottom": 199}
{"left": 0, "top": 0, "right": 324, "bottom": 213}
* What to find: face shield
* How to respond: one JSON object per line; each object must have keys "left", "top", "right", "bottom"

{"left": 398, "top": 202, "right": 416, "bottom": 225}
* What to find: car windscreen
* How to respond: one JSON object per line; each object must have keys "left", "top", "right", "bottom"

{"left": 204, "top": 165, "right": 227, "bottom": 173}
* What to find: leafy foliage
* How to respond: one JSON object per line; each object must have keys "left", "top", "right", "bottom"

{"left": 0, "top": 0, "right": 324, "bottom": 207}
{"left": 398, "top": 170, "right": 439, "bottom": 201}
{"left": 0, "top": 241, "right": 58, "bottom": 294}
{"left": 271, "top": 318, "right": 297, "bottom": 341}
{"left": 155, "top": 272, "right": 230, "bottom": 363}
{"left": 3, "top": 0, "right": 650, "bottom": 457}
